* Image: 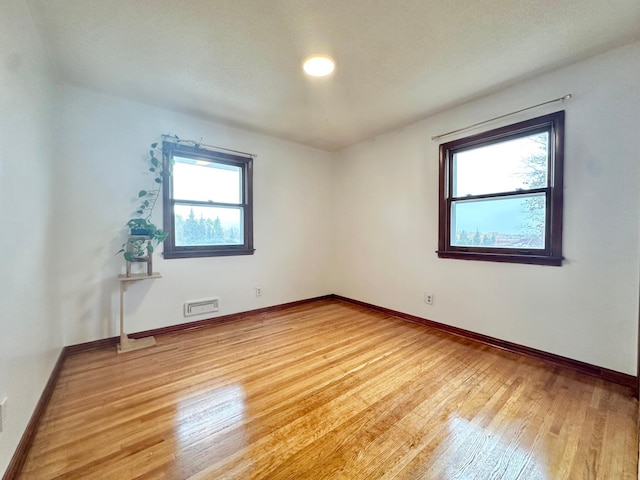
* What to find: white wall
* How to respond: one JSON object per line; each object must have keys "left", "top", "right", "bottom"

{"left": 333, "top": 41, "right": 640, "bottom": 375}
{"left": 58, "top": 85, "right": 335, "bottom": 345}
{"left": 0, "top": 0, "right": 63, "bottom": 474}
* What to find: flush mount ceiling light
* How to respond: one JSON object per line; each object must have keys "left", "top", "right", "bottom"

{"left": 303, "top": 54, "right": 335, "bottom": 77}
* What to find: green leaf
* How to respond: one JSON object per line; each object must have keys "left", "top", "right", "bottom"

{"left": 138, "top": 190, "right": 147, "bottom": 197}
{"left": 151, "top": 157, "right": 159, "bottom": 167}
{"left": 115, "top": 248, "right": 125, "bottom": 255}
{"left": 154, "top": 178, "right": 162, "bottom": 184}
{"left": 124, "top": 252, "right": 133, "bottom": 262}
{"left": 149, "top": 150, "right": 155, "bottom": 157}
{"left": 149, "top": 167, "right": 155, "bottom": 172}
{"left": 151, "top": 142, "right": 158, "bottom": 148}
{"left": 136, "top": 209, "right": 144, "bottom": 214}
{"left": 147, "top": 244, "right": 154, "bottom": 254}
{"left": 144, "top": 200, "right": 149, "bottom": 207}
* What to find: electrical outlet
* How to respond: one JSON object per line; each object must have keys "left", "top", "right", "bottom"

{"left": 0, "top": 397, "right": 7, "bottom": 434}
{"left": 255, "top": 287, "right": 262, "bottom": 297}
{"left": 424, "top": 293, "right": 433, "bottom": 305}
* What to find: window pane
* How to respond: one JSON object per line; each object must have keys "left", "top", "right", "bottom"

{"left": 174, "top": 205, "right": 244, "bottom": 246}
{"left": 173, "top": 156, "right": 242, "bottom": 204}
{"left": 451, "top": 194, "right": 546, "bottom": 249}
{"left": 452, "top": 132, "right": 548, "bottom": 197}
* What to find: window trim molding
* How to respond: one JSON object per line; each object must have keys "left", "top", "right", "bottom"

{"left": 162, "top": 141, "right": 255, "bottom": 259}
{"left": 437, "top": 111, "right": 565, "bottom": 266}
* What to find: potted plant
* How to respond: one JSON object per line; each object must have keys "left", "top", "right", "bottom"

{"left": 117, "top": 142, "right": 168, "bottom": 262}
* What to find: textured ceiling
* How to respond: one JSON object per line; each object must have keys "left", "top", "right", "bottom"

{"left": 26, "top": 0, "right": 640, "bottom": 151}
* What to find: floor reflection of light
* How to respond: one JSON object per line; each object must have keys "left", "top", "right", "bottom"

{"left": 438, "top": 415, "right": 548, "bottom": 480}
{"left": 174, "top": 382, "right": 248, "bottom": 453}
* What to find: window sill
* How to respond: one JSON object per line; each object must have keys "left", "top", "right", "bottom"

{"left": 437, "top": 250, "right": 562, "bottom": 266}
{"left": 163, "top": 248, "right": 255, "bottom": 259}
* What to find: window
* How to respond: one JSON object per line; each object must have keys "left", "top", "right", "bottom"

{"left": 162, "top": 141, "right": 254, "bottom": 258}
{"left": 438, "top": 111, "right": 564, "bottom": 266}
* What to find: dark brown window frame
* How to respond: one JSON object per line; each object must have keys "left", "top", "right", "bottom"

{"left": 437, "top": 111, "right": 565, "bottom": 266}
{"left": 162, "top": 141, "right": 254, "bottom": 259}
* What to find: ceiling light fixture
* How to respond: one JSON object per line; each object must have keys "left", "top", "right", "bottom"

{"left": 303, "top": 54, "right": 335, "bottom": 77}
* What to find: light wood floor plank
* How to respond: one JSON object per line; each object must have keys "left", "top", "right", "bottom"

{"left": 19, "top": 299, "right": 637, "bottom": 479}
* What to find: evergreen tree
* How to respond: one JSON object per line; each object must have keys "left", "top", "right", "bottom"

{"left": 194, "top": 214, "right": 207, "bottom": 244}
{"left": 212, "top": 216, "right": 224, "bottom": 243}
{"left": 183, "top": 208, "right": 199, "bottom": 245}
{"left": 458, "top": 230, "right": 470, "bottom": 245}
{"left": 204, "top": 218, "right": 215, "bottom": 242}
{"left": 472, "top": 229, "right": 481, "bottom": 245}
{"left": 482, "top": 232, "right": 496, "bottom": 246}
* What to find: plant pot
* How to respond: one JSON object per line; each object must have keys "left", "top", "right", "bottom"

{"left": 125, "top": 236, "right": 153, "bottom": 276}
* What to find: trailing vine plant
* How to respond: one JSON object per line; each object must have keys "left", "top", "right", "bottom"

{"left": 116, "top": 141, "right": 168, "bottom": 261}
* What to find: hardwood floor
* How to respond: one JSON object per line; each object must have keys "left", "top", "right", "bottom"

{"left": 19, "top": 299, "right": 637, "bottom": 479}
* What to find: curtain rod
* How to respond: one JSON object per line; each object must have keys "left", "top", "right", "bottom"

{"left": 431, "top": 94, "right": 572, "bottom": 142}
{"left": 162, "top": 134, "right": 257, "bottom": 158}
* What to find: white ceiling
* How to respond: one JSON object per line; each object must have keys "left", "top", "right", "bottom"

{"left": 27, "top": 0, "right": 640, "bottom": 151}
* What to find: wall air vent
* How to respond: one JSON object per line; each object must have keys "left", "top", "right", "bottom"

{"left": 184, "top": 298, "right": 219, "bottom": 317}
